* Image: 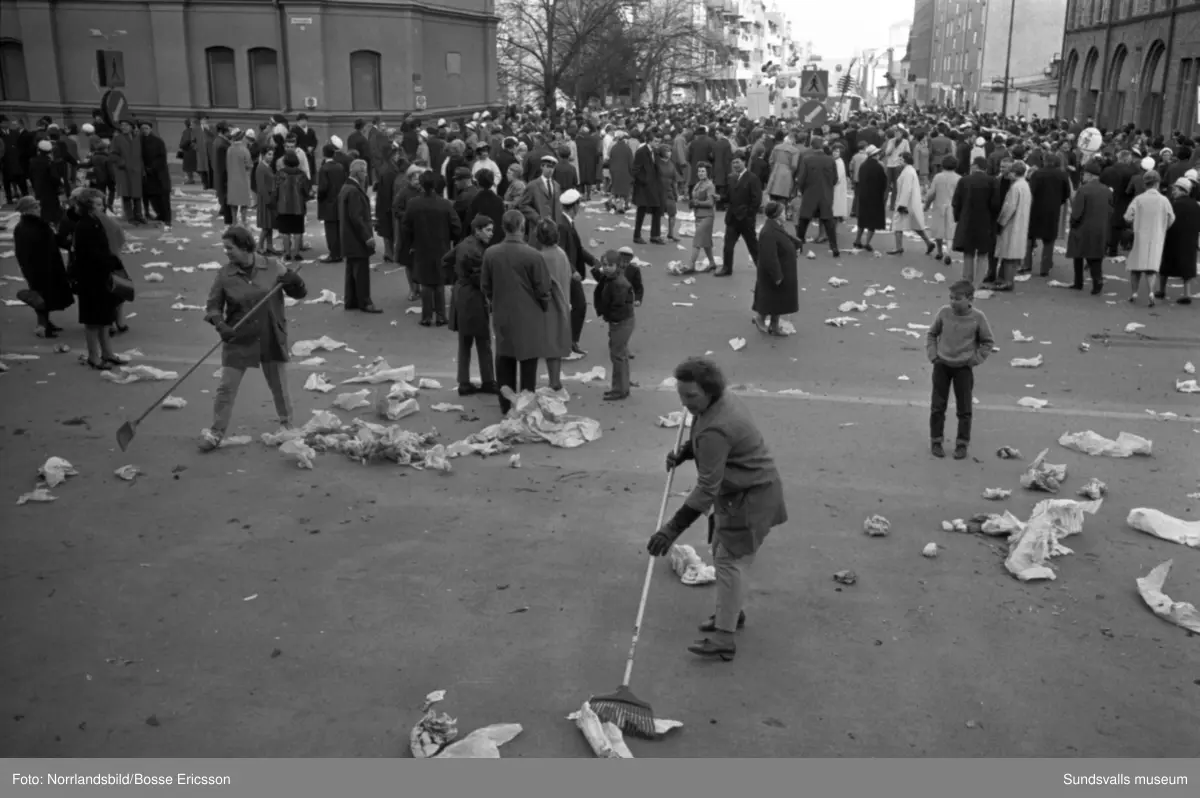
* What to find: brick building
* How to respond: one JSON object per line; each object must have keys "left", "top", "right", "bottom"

{"left": 0, "top": 0, "right": 500, "bottom": 146}
{"left": 1057, "top": 0, "right": 1200, "bottom": 135}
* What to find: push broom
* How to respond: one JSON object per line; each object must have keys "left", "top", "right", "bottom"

{"left": 116, "top": 263, "right": 304, "bottom": 452}
{"left": 590, "top": 413, "right": 689, "bottom": 739}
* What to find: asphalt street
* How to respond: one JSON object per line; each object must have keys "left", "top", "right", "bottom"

{"left": 0, "top": 185, "right": 1197, "bottom": 757}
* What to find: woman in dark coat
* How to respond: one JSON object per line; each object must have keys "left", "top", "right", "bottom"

{"left": 178, "top": 119, "right": 198, "bottom": 184}
{"left": 607, "top": 134, "right": 634, "bottom": 210}
{"left": 752, "top": 202, "right": 800, "bottom": 336}
{"left": 273, "top": 151, "right": 310, "bottom": 261}
{"left": 139, "top": 122, "right": 172, "bottom": 225}
{"left": 575, "top": 127, "right": 600, "bottom": 197}
{"left": 400, "top": 170, "right": 462, "bottom": 326}
{"left": 1157, "top": 180, "right": 1200, "bottom": 303}
{"left": 29, "top": 142, "right": 63, "bottom": 226}
{"left": 66, "top": 189, "right": 124, "bottom": 369}
{"left": 449, "top": 215, "right": 498, "bottom": 395}
{"left": 853, "top": 148, "right": 888, "bottom": 249}
{"left": 1026, "top": 152, "right": 1073, "bottom": 257}
{"left": 13, "top": 196, "right": 73, "bottom": 337}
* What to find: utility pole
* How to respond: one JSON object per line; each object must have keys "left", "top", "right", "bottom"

{"left": 1000, "top": 0, "right": 1016, "bottom": 117}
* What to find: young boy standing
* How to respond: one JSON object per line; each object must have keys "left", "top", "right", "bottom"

{"left": 592, "top": 249, "right": 642, "bottom": 401}
{"left": 925, "top": 280, "right": 995, "bottom": 459}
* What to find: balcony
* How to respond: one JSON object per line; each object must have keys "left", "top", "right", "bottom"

{"left": 722, "top": 0, "right": 741, "bottom": 19}
{"left": 705, "top": 0, "right": 723, "bottom": 8}
{"left": 725, "top": 31, "right": 739, "bottom": 47}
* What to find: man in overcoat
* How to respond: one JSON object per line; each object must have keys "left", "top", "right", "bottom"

{"left": 337, "top": 159, "right": 380, "bottom": 313}
{"left": 794, "top": 140, "right": 841, "bottom": 256}
{"left": 1065, "top": 160, "right": 1111, "bottom": 294}
{"left": 631, "top": 129, "right": 664, "bottom": 244}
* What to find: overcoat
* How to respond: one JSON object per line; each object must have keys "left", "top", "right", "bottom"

{"left": 401, "top": 193, "right": 461, "bottom": 285}
{"left": 480, "top": 235, "right": 552, "bottom": 360}
{"left": 952, "top": 171, "right": 1001, "bottom": 253}
{"left": 607, "top": 140, "right": 634, "bottom": 197}
{"left": 854, "top": 156, "right": 888, "bottom": 230}
{"left": 752, "top": 219, "right": 799, "bottom": 316}
{"left": 1027, "top": 166, "right": 1072, "bottom": 241}
{"left": 204, "top": 255, "right": 307, "bottom": 369}
{"left": 110, "top": 132, "right": 144, "bottom": 198}
{"left": 1065, "top": 179, "right": 1112, "bottom": 260}
{"left": 14, "top": 213, "right": 74, "bottom": 312}
{"left": 995, "top": 177, "right": 1032, "bottom": 260}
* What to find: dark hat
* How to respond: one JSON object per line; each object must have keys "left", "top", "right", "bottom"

{"left": 1085, "top": 160, "right": 1103, "bottom": 175}
{"left": 471, "top": 214, "right": 494, "bottom": 230}
{"left": 454, "top": 166, "right": 473, "bottom": 179}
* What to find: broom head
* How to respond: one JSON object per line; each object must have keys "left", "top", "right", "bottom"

{"left": 589, "top": 685, "right": 659, "bottom": 740}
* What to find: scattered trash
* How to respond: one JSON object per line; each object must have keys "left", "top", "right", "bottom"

{"left": 1017, "top": 397, "right": 1048, "bottom": 409}
{"left": 977, "top": 511, "right": 1024, "bottom": 536}
{"left": 832, "top": 570, "right": 857, "bottom": 585}
{"left": 825, "top": 316, "right": 858, "bottom": 327}
{"left": 430, "top": 403, "right": 465, "bottom": 412}
{"left": 1124, "top": 322, "right": 1145, "bottom": 334}
{"left": 1047, "top": 279, "right": 1072, "bottom": 288}
{"left": 1058, "top": 430, "right": 1152, "bottom": 458}
{"left": 1145, "top": 409, "right": 1178, "bottom": 422}
{"left": 863, "top": 515, "right": 890, "bottom": 537}
{"left": 1126, "top": 508, "right": 1200, "bottom": 549}
{"left": 101, "top": 365, "right": 179, "bottom": 384}
{"left": 1010, "top": 354, "right": 1043, "bottom": 368}
{"left": 16, "top": 488, "right": 56, "bottom": 505}
{"left": 279, "top": 438, "right": 316, "bottom": 469}
{"left": 1004, "top": 498, "right": 1103, "bottom": 581}
{"left": 378, "top": 397, "right": 419, "bottom": 421}
{"left": 1176, "top": 379, "right": 1199, "bottom": 394}
{"left": 113, "top": 465, "right": 140, "bottom": 481}
{"left": 1185, "top": 361, "right": 1196, "bottom": 375}
{"left": 1020, "top": 448, "right": 1067, "bottom": 493}
{"left": 942, "top": 519, "right": 967, "bottom": 533}
{"left": 659, "top": 377, "right": 678, "bottom": 389}
{"left": 897, "top": 375, "right": 910, "bottom": 381}
{"left": 411, "top": 690, "right": 522, "bottom": 758}
{"left": 806, "top": 250, "right": 816, "bottom": 260}
{"left": 39, "top": 457, "right": 78, "bottom": 488}
{"left": 828, "top": 276, "right": 849, "bottom": 286}
{"left": 656, "top": 410, "right": 691, "bottom": 428}
{"left": 729, "top": 337, "right": 746, "bottom": 351}
{"left": 569, "top": 700, "right": 682, "bottom": 758}
{"left": 886, "top": 328, "right": 921, "bottom": 338}
{"left": 161, "top": 396, "right": 187, "bottom": 409}
{"left": 303, "top": 373, "right": 336, "bottom": 393}
{"left": 333, "top": 389, "right": 373, "bottom": 411}
{"left": 996, "top": 446, "right": 1022, "bottom": 459}
{"left": 298, "top": 356, "right": 326, "bottom": 366}
{"left": 933, "top": 273, "right": 946, "bottom": 283}
{"left": 343, "top": 359, "right": 416, "bottom": 385}
{"left": 291, "top": 336, "right": 347, "bottom": 357}
{"left": 1136, "top": 560, "right": 1200, "bottom": 634}
{"left": 672, "top": 302, "right": 694, "bottom": 307}
{"left": 779, "top": 319, "right": 796, "bottom": 335}
{"left": 668, "top": 543, "right": 716, "bottom": 585}
{"left": 922, "top": 542, "right": 939, "bottom": 558}
{"left": 982, "top": 488, "right": 1011, "bottom": 500}
{"left": 144, "top": 272, "right": 164, "bottom": 283}
{"left": 1077, "top": 477, "right": 1107, "bottom": 500}
{"left": 1079, "top": 342, "right": 1091, "bottom": 352}
{"left": 303, "top": 288, "right": 342, "bottom": 306}
{"left": 901, "top": 267, "right": 923, "bottom": 280}
{"left": 564, "top": 366, "right": 606, "bottom": 383}
{"left": 837, "top": 300, "right": 867, "bottom": 313}
{"left": 508, "top": 453, "right": 521, "bottom": 468}
{"left": 418, "top": 378, "right": 442, "bottom": 390}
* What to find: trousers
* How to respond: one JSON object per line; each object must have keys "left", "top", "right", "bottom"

{"left": 421, "top": 283, "right": 446, "bottom": 321}
{"left": 496, "top": 356, "right": 538, "bottom": 413}
{"left": 457, "top": 334, "right": 496, "bottom": 386}
{"left": 796, "top": 217, "right": 839, "bottom": 252}
{"left": 1073, "top": 257, "right": 1103, "bottom": 287}
{"left": 324, "top": 220, "right": 342, "bottom": 260}
{"left": 212, "top": 362, "right": 293, "bottom": 434}
{"left": 722, "top": 216, "right": 759, "bottom": 272}
{"left": 569, "top": 278, "right": 587, "bottom": 344}
{"left": 146, "top": 193, "right": 172, "bottom": 226}
{"left": 608, "top": 316, "right": 634, "bottom": 394}
{"left": 713, "top": 540, "right": 755, "bottom": 639}
{"left": 120, "top": 197, "right": 145, "bottom": 223}
{"left": 1024, "top": 237, "right": 1055, "bottom": 275}
{"left": 930, "top": 361, "right": 974, "bottom": 444}
{"left": 634, "top": 206, "right": 662, "bottom": 239}
{"left": 344, "top": 256, "right": 373, "bottom": 308}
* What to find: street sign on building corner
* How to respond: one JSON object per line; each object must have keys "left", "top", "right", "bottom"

{"left": 800, "top": 69, "right": 828, "bottom": 99}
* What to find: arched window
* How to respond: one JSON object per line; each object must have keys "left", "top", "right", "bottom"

{"left": 350, "top": 50, "right": 381, "bottom": 112}
{"left": 0, "top": 39, "right": 29, "bottom": 101}
{"left": 206, "top": 46, "right": 238, "bottom": 108}
{"left": 248, "top": 47, "right": 280, "bottom": 110}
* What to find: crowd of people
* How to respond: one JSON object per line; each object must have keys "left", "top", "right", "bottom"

{"left": 4, "top": 101, "right": 1198, "bottom": 417}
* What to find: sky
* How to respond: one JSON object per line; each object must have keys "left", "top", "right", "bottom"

{"left": 777, "top": 0, "right": 908, "bottom": 61}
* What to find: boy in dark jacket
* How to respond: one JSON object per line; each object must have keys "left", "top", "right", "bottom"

{"left": 925, "top": 280, "right": 995, "bottom": 459}
{"left": 592, "top": 248, "right": 642, "bottom": 401}
{"left": 87, "top": 140, "right": 116, "bottom": 212}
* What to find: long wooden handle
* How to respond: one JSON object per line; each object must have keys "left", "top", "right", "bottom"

{"left": 131, "top": 262, "right": 302, "bottom": 426}
{"left": 621, "top": 413, "right": 689, "bottom": 688}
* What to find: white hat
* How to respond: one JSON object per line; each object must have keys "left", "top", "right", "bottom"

{"left": 1186, "top": 168, "right": 1199, "bottom": 181}
{"left": 975, "top": 136, "right": 985, "bottom": 146}
{"left": 1174, "top": 177, "right": 1193, "bottom": 192}
{"left": 473, "top": 112, "right": 480, "bottom": 120}
{"left": 540, "top": 154, "right": 558, "bottom": 165}
{"left": 1140, "top": 156, "right": 1155, "bottom": 171}
{"left": 419, "top": 130, "right": 428, "bottom": 140}
{"left": 37, "top": 139, "right": 52, "bottom": 152}
{"left": 330, "top": 135, "right": 343, "bottom": 149}
{"left": 864, "top": 144, "right": 879, "bottom": 157}
{"left": 559, "top": 188, "right": 581, "bottom": 206}
{"left": 81, "top": 123, "right": 95, "bottom": 134}
{"left": 437, "top": 118, "right": 447, "bottom": 127}
{"left": 481, "top": 111, "right": 491, "bottom": 120}
{"left": 466, "top": 122, "right": 476, "bottom": 130}
{"left": 617, "top": 246, "right": 634, "bottom": 256}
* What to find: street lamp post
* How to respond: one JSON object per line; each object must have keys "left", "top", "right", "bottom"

{"left": 1000, "top": 0, "right": 1016, "bottom": 117}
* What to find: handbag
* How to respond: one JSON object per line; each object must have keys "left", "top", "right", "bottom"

{"left": 108, "top": 269, "right": 136, "bottom": 303}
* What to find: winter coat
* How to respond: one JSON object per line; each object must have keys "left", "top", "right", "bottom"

{"left": 316, "top": 161, "right": 346, "bottom": 222}
{"left": 995, "top": 177, "right": 1032, "bottom": 260}
{"left": 1160, "top": 195, "right": 1199, "bottom": 279}
{"left": 29, "top": 155, "right": 62, "bottom": 225}
{"left": 854, "top": 156, "right": 888, "bottom": 230}
{"left": 607, "top": 140, "right": 634, "bottom": 197}
{"left": 712, "top": 137, "right": 734, "bottom": 187}
{"left": 254, "top": 162, "right": 277, "bottom": 230}
{"left": 204, "top": 255, "right": 307, "bottom": 369}
{"left": 67, "top": 213, "right": 123, "bottom": 326}
{"left": 14, "top": 213, "right": 74, "bottom": 312}
{"left": 891, "top": 165, "right": 926, "bottom": 231}
{"left": 1027, "top": 166, "right": 1073, "bottom": 241}
{"left": 374, "top": 164, "right": 399, "bottom": 235}
{"left": 632, "top": 144, "right": 663, "bottom": 209}
{"left": 951, "top": 171, "right": 1001, "bottom": 253}
{"left": 480, "top": 235, "right": 552, "bottom": 360}
{"left": 466, "top": 189, "right": 506, "bottom": 248}
{"left": 1123, "top": 189, "right": 1174, "bottom": 274}
{"left": 753, "top": 218, "right": 800, "bottom": 317}
{"left": 178, "top": 126, "right": 198, "bottom": 173}
{"left": 575, "top": 133, "right": 600, "bottom": 185}
{"left": 196, "top": 127, "right": 214, "bottom": 173}
{"left": 923, "top": 171, "right": 961, "bottom": 241}
{"left": 451, "top": 235, "right": 491, "bottom": 338}
{"left": 796, "top": 152, "right": 839, "bottom": 220}
{"left": 1065, "top": 179, "right": 1112, "bottom": 260}
{"left": 687, "top": 135, "right": 716, "bottom": 187}
{"left": 111, "top": 132, "right": 144, "bottom": 198}
{"left": 401, "top": 193, "right": 461, "bottom": 285}
{"left": 337, "top": 178, "right": 375, "bottom": 259}
{"left": 765, "top": 141, "right": 798, "bottom": 197}
{"left": 140, "top": 133, "right": 172, "bottom": 198}
{"left": 537, "top": 244, "right": 574, "bottom": 359}
{"left": 225, "top": 141, "right": 254, "bottom": 207}
{"left": 273, "top": 167, "right": 309, "bottom": 216}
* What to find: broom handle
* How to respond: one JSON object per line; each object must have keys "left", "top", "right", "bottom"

{"left": 621, "top": 413, "right": 689, "bottom": 688}
{"left": 130, "top": 262, "right": 302, "bottom": 427}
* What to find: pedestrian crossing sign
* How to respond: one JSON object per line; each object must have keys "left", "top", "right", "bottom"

{"left": 801, "top": 69, "right": 828, "bottom": 99}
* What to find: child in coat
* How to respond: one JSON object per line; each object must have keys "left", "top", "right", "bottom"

{"left": 925, "top": 280, "right": 995, "bottom": 459}
{"left": 592, "top": 249, "right": 643, "bottom": 401}
{"left": 87, "top": 140, "right": 117, "bottom": 212}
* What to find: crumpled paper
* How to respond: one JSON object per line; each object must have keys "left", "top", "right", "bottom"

{"left": 1004, "top": 498, "right": 1102, "bottom": 581}
{"left": 280, "top": 439, "right": 316, "bottom": 469}
{"left": 304, "top": 373, "right": 335, "bottom": 393}
{"left": 1017, "top": 397, "right": 1048, "bottom": 409}
{"left": 378, "top": 397, "right": 419, "bottom": 421}
{"left": 1175, "top": 379, "right": 1199, "bottom": 394}
{"left": 161, "top": 395, "right": 187, "bottom": 409}
{"left": 1020, "top": 448, "right": 1067, "bottom": 492}
{"left": 39, "top": 457, "right": 78, "bottom": 488}
{"left": 668, "top": 543, "right": 715, "bottom": 585}
{"left": 825, "top": 316, "right": 858, "bottom": 327}
{"left": 16, "top": 488, "right": 56, "bottom": 505}
{"left": 1136, "top": 560, "right": 1200, "bottom": 634}
{"left": 260, "top": 411, "right": 448, "bottom": 471}
{"left": 942, "top": 518, "right": 968, "bottom": 533}
{"left": 729, "top": 337, "right": 746, "bottom": 351}
{"left": 863, "top": 515, "right": 890, "bottom": 537}
{"left": 569, "top": 700, "right": 682, "bottom": 758}
{"left": 656, "top": 410, "right": 692, "bottom": 428}
{"left": 837, "top": 300, "right": 867, "bottom": 313}
{"left": 304, "top": 289, "right": 342, "bottom": 306}
{"left": 1126, "top": 508, "right": 1200, "bottom": 548}
{"left": 976, "top": 511, "right": 1025, "bottom": 536}
{"left": 982, "top": 488, "right": 1011, "bottom": 500}
{"left": 1058, "top": 430, "right": 1152, "bottom": 458}
{"left": 828, "top": 276, "right": 849, "bottom": 286}
{"left": 1010, "top": 354, "right": 1043, "bottom": 368}
{"left": 386, "top": 381, "right": 419, "bottom": 400}
{"left": 291, "top": 335, "right": 347, "bottom": 357}
{"left": 1078, "top": 477, "right": 1107, "bottom": 500}
{"left": 1011, "top": 330, "right": 1034, "bottom": 342}
{"left": 922, "top": 542, "right": 939, "bottom": 558}
{"left": 343, "top": 359, "right": 416, "bottom": 385}
{"left": 563, "top": 366, "right": 606, "bottom": 383}
{"left": 114, "top": 465, "right": 141, "bottom": 481}
{"left": 101, "top": 365, "right": 180, "bottom": 384}
{"left": 430, "top": 402, "right": 465, "bottom": 412}
{"left": 418, "top": 378, "right": 442, "bottom": 390}
{"left": 448, "top": 390, "right": 601, "bottom": 455}
{"left": 410, "top": 690, "right": 521, "bottom": 758}
{"left": 333, "top": 389, "right": 372, "bottom": 411}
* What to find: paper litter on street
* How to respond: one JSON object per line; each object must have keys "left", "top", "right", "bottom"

{"left": 563, "top": 365, "right": 606, "bottom": 383}
{"left": 333, "top": 389, "right": 373, "bottom": 411}
{"left": 114, "top": 465, "right": 141, "bottom": 481}
{"left": 1126, "top": 508, "right": 1200, "bottom": 548}
{"left": 1017, "top": 397, "right": 1048, "bottom": 409}
{"left": 39, "top": 457, "right": 78, "bottom": 488}
{"left": 1136, "top": 561, "right": 1200, "bottom": 634}
{"left": 1020, "top": 448, "right": 1067, "bottom": 492}
{"left": 298, "top": 356, "right": 326, "bottom": 367}
{"left": 100, "top": 365, "right": 180, "bottom": 384}
{"left": 304, "top": 289, "right": 342, "bottom": 306}
{"left": 901, "top": 267, "right": 923, "bottom": 280}
{"left": 161, "top": 396, "right": 187, "bottom": 409}
{"left": 291, "top": 336, "right": 347, "bottom": 357}
{"left": 656, "top": 410, "right": 692, "bottom": 428}
{"left": 864, "top": 515, "right": 890, "bottom": 536}
{"left": 304, "top": 373, "right": 336, "bottom": 393}
{"left": 1176, "top": 379, "right": 1199, "bottom": 394}
{"left": 16, "top": 488, "right": 56, "bottom": 505}
{"left": 1010, "top": 354, "right": 1043, "bottom": 368}
{"left": 410, "top": 690, "right": 523, "bottom": 758}
{"left": 430, "top": 403, "right": 465, "bottom": 412}
{"left": 1058, "top": 430, "right": 1152, "bottom": 458}
{"left": 279, "top": 439, "right": 317, "bottom": 469}
{"left": 169, "top": 302, "right": 204, "bottom": 311}
{"left": 1124, "top": 322, "right": 1145, "bottom": 333}
{"left": 886, "top": 328, "right": 921, "bottom": 338}
{"left": 729, "top": 337, "right": 746, "bottom": 351}
{"left": 825, "top": 316, "right": 858, "bottom": 327}
{"left": 1004, "top": 499, "right": 1102, "bottom": 581}
{"left": 982, "top": 488, "right": 1011, "bottom": 500}
{"left": 837, "top": 300, "right": 867, "bottom": 313}
{"left": 1077, "top": 477, "right": 1107, "bottom": 500}
{"left": 343, "top": 359, "right": 415, "bottom": 384}
{"left": 1186, "top": 361, "right": 1196, "bottom": 375}
{"left": 418, "top": 378, "right": 442, "bottom": 390}
{"left": 1145, "top": 409, "right": 1178, "bottom": 422}
{"left": 569, "top": 700, "right": 682, "bottom": 758}
{"left": 144, "top": 273, "right": 165, "bottom": 283}
{"left": 828, "top": 276, "right": 849, "bottom": 286}
{"left": 668, "top": 543, "right": 715, "bottom": 585}
{"left": 1010, "top": 330, "right": 1035, "bottom": 342}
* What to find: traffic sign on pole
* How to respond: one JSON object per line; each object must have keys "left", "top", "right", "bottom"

{"left": 800, "top": 69, "right": 828, "bottom": 99}
{"left": 795, "top": 99, "right": 828, "bottom": 129}
{"left": 101, "top": 89, "right": 128, "bottom": 128}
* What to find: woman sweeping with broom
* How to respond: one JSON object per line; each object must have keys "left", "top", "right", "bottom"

{"left": 646, "top": 356, "right": 788, "bottom": 662}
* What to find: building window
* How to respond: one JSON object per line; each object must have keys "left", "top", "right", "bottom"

{"left": 248, "top": 47, "right": 280, "bottom": 110}
{"left": 1177, "top": 59, "right": 1195, "bottom": 131}
{"left": 206, "top": 46, "right": 237, "bottom": 108}
{"left": 0, "top": 39, "right": 29, "bottom": 101}
{"left": 1133, "top": 0, "right": 1151, "bottom": 14}
{"left": 446, "top": 52, "right": 462, "bottom": 76}
{"left": 1115, "top": 0, "right": 1132, "bottom": 18}
{"left": 349, "top": 50, "right": 381, "bottom": 111}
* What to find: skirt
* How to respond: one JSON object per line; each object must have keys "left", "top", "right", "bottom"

{"left": 693, "top": 214, "right": 714, "bottom": 249}
{"left": 276, "top": 213, "right": 305, "bottom": 235}
{"left": 257, "top": 204, "right": 275, "bottom": 231}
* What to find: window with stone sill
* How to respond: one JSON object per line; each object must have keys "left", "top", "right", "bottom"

{"left": 206, "top": 46, "right": 237, "bottom": 108}
{"left": 0, "top": 39, "right": 28, "bottom": 101}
